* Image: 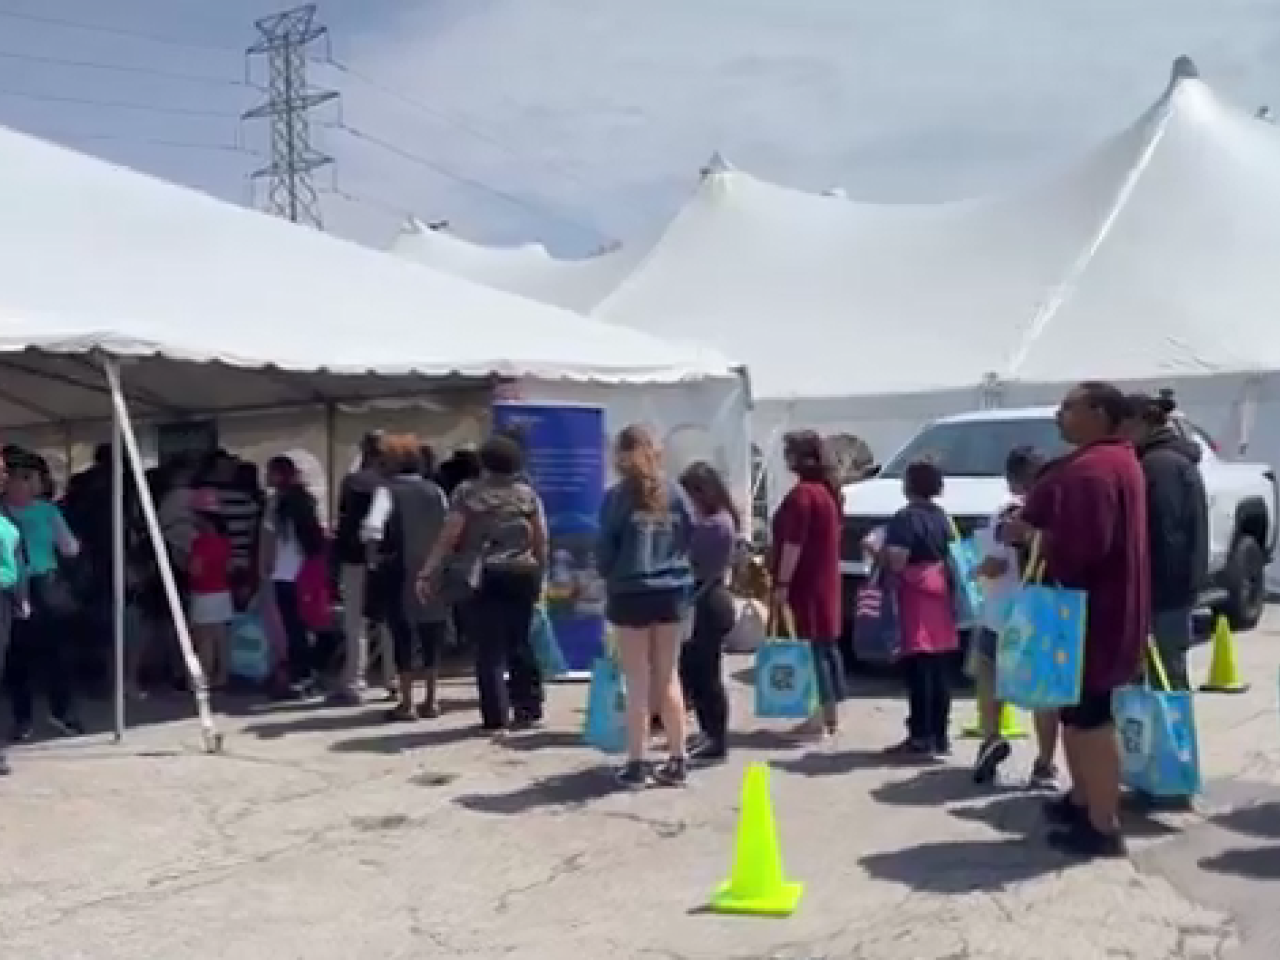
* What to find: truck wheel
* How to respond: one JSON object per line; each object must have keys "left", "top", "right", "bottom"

{"left": 1220, "top": 535, "right": 1266, "bottom": 632}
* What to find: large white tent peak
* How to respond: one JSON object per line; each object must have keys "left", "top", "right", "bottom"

{"left": 393, "top": 60, "right": 1280, "bottom": 403}
{"left": 593, "top": 58, "right": 1280, "bottom": 397}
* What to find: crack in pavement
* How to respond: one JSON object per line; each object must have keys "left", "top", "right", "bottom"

{"left": 494, "top": 851, "right": 588, "bottom": 915}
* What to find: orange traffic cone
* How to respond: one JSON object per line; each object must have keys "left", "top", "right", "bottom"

{"left": 1201, "top": 615, "right": 1249, "bottom": 693}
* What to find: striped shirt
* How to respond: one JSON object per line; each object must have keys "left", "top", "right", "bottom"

{"left": 218, "top": 488, "right": 262, "bottom": 570}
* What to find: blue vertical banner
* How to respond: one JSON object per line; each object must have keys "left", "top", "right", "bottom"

{"left": 493, "top": 403, "right": 607, "bottom": 671}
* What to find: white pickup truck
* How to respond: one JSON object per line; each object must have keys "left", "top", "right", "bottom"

{"left": 840, "top": 407, "right": 1278, "bottom": 662}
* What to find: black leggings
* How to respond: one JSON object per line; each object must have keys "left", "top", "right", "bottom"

{"left": 273, "top": 580, "right": 314, "bottom": 684}
{"left": 6, "top": 581, "right": 75, "bottom": 727}
{"left": 680, "top": 583, "right": 735, "bottom": 746}
{"left": 901, "top": 652, "right": 952, "bottom": 746}
{"left": 469, "top": 566, "right": 542, "bottom": 730}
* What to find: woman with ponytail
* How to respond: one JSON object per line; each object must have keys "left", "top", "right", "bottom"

{"left": 770, "top": 431, "right": 844, "bottom": 739}
{"left": 596, "top": 425, "right": 694, "bottom": 788}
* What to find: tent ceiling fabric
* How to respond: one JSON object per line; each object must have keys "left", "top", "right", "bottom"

{"left": 389, "top": 217, "right": 642, "bottom": 315}
{"left": 393, "top": 62, "right": 1280, "bottom": 400}
{"left": 0, "top": 123, "right": 742, "bottom": 428}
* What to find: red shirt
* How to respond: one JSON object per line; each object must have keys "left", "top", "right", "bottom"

{"left": 1021, "top": 437, "right": 1149, "bottom": 693}
{"left": 771, "top": 480, "right": 842, "bottom": 642}
{"left": 189, "top": 531, "right": 231, "bottom": 595}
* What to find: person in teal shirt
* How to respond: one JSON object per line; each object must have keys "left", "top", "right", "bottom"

{"left": 0, "top": 509, "right": 20, "bottom": 592}
{"left": 0, "top": 450, "right": 28, "bottom": 776}
{"left": 3, "top": 453, "right": 81, "bottom": 740}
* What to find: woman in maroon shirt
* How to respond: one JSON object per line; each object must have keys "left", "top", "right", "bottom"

{"left": 770, "top": 431, "right": 843, "bottom": 739}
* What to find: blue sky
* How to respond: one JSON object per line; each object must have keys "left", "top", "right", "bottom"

{"left": 1, "top": 0, "right": 1278, "bottom": 254}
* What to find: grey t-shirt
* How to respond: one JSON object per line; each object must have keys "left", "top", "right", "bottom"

{"left": 453, "top": 476, "right": 543, "bottom": 571}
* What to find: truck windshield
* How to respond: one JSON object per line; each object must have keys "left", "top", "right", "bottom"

{"left": 880, "top": 417, "right": 1069, "bottom": 478}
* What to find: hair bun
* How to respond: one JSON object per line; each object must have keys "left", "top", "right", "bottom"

{"left": 1156, "top": 388, "right": 1177, "bottom": 414}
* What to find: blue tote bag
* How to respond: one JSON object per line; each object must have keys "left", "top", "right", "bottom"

{"left": 1115, "top": 641, "right": 1201, "bottom": 798}
{"left": 583, "top": 634, "right": 627, "bottom": 753}
{"left": 852, "top": 564, "right": 900, "bottom": 664}
{"left": 529, "top": 603, "right": 568, "bottom": 680}
{"left": 229, "top": 608, "right": 271, "bottom": 682}
{"left": 994, "top": 535, "right": 1086, "bottom": 711}
{"left": 945, "top": 515, "right": 984, "bottom": 626}
{"left": 754, "top": 607, "right": 818, "bottom": 719}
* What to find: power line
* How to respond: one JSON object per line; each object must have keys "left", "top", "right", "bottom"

{"left": 0, "top": 47, "right": 248, "bottom": 86}
{"left": 320, "top": 56, "right": 637, "bottom": 219}
{"left": 320, "top": 184, "right": 413, "bottom": 219}
{"left": 0, "top": 7, "right": 238, "bottom": 53}
{"left": 64, "top": 133, "right": 260, "bottom": 156}
{"left": 0, "top": 86, "right": 241, "bottom": 118}
{"left": 329, "top": 121, "right": 612, "bottom": 242}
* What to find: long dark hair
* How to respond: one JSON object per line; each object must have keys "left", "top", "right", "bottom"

{"left": 269, "top": 456, "right": 324, "bottom": 556}
{"left": 783, "top": 430, "right": 843, "bottom": 508}
{"left": 679, "top": 461, "right": 741, "bottom": 532}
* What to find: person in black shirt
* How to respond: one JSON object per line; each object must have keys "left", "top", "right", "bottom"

{"left": 1121, "top": 391, "right": 1208, "bottom": 692}
{"left": 332, "top": 432, "right": 393, "bottom": 703}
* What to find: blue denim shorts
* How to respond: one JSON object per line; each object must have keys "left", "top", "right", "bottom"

{"left": 809, "top": 640, "right": 845, "bottom": 706}
{"left": 975, "top": 627, "right": 999, "bottom": 663}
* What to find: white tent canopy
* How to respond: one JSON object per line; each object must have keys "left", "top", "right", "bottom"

{"left": 0, "top": 122, "right": 744, "bottom": 429}
{"left": 0, "top": 118, "right": 753, "bottom": 750}
{"left": 388, "top": 217, "right": 641, "bottom": 316}
{"left": 395, "top": 59, "right": 1280, "bottom": 402}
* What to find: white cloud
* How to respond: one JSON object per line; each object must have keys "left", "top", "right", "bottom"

{"left": 336, "top": 0, "right": 1280, "bottom": 253}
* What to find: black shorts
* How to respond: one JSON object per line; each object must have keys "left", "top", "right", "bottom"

{"left": 607, "top": 588, "right": 687, "bottom": 629}
{"left": 1059, "top": 689, "right": 1115, "bottom": 731}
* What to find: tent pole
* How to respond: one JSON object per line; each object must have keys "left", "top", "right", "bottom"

{"left": 324, "top": 401, "right": 337, "bottom": 525}
{"left": 108, "top": 359, "right": 126, "bottom": 743}
{"left": 102, "top": 358, "right": 222, "bottom": 754}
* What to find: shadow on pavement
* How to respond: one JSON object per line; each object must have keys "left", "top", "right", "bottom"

{"left": 1213, "top": 800, "right": 1280, "bottom": 840}
{"left": 329, "top": 723, "right": 482, "bottom": 754}
{"left": 242, "top": 708, "right": 392, "bottom": 739}
{"left": 728, "top": 729, "right": 810, "bottom": 752}
{"left": 773, "top": 748, "right": 932, "bottom": 778}
{"left": 498, "top": 729, "right": 587, "bottom": 752}
{"left": 1199, "top": 845, "right": 1280, "bottom": 880}
{"left": 1194, "top": 798, "right": 1280, "bottom": 882}
{"left": 453, "top": 764, "right": 617, "bottom": 814}
{"left": 950, "top": 790, "right": 1181, "bottom": 839}
{"left": 860, "top": 837, "right": 1061, "bottom": 893}
{"left": 870, "top": 765, "right": 993, "bottom": 806}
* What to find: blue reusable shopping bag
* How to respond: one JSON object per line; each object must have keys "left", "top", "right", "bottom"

{"left": 754, "top": 608, "right": 818, "bottom": 719}
{"left": 529, "top": 603, "right": 568, "bottom": 680}
{"left": 1115, "top": 642, "right": 1201, "bottom": 798}
{"left": 944, "top": 515, "right": 983, "bottom": 626}
{"left": 583, "top": 651, "right": 627, "bottom": 753}
{"left": 229, "top": 610, "right": 271, "bottom": 682}
{"left": 994, "top": 536, "right": 1086, "bottom": 711}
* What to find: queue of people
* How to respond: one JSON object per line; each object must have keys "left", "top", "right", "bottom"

{"left": 0, "top": 381, "right": 1211, "bottom": 864}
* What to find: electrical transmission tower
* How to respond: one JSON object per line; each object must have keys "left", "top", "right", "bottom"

{"left": 243, "top": 4, "right": 338, "bottom": 227}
